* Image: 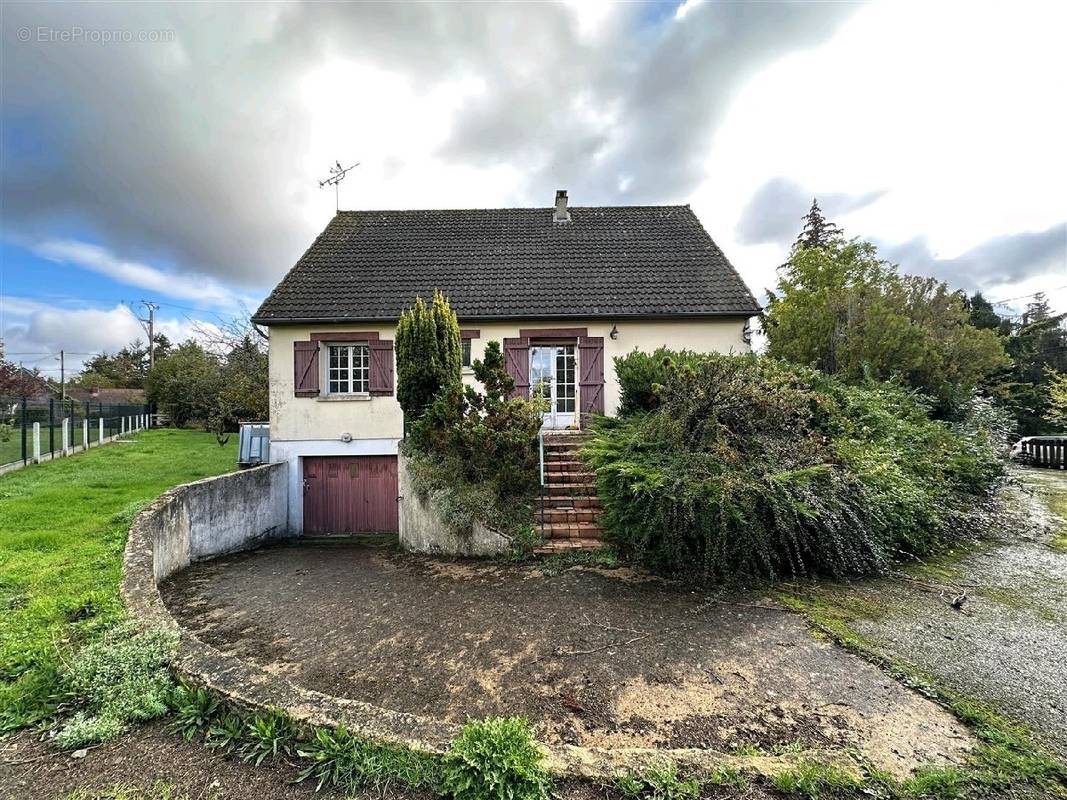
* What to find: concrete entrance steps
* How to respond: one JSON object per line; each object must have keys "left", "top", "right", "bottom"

{"left": 534, "top": 433, "right": 605, "bottom": 553}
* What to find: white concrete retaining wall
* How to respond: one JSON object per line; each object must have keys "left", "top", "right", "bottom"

{"left": 127, "top": 462, "right": 291, "bottom": 584}
{"left": 397, "top": 453, "right": 512, "bottom": 557}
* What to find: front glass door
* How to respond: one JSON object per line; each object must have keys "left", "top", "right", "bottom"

{"left": 530, "top": 345, "right": 576, "bottom": 429}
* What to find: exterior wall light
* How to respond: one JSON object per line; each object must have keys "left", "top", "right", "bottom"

{"left": 609, "top": 324, "right": 619, "bottom": 340}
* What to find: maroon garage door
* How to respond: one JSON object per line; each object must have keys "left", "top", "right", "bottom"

{"left": 303, "top": 455, "right": 399, "bottom": 535}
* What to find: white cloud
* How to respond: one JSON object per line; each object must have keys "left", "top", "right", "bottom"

{"left": 31, "top": 239, "right": 246, "bottom": 308}
{"left": 2, "top": 300, "right": 224, "bottom": 373}
{"left": 694, "top": 0, "right": 1067, "bottom": 304}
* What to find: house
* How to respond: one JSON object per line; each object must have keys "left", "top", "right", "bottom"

{"left": 252, "top": 190, "right": 759, "bottom": 536}
{"left": 66, "top": 387, "right": 147, "bottom": 406}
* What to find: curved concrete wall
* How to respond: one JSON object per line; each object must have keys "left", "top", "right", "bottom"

{"left": 121, "top": 464, "right": 812, "bottom": 781}
{"left": 127, "top": 463, "right": 291, "bottom": 585}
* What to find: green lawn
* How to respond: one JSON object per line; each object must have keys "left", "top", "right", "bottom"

{"left": 0, "top": 423, "right": 115, "bottom": 467}
{"left": 0, "top": 429, "right": 237, "bottom": 730}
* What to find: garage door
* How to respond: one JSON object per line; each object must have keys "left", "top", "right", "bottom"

{"left": 303, "top": 455, "right": 399, "bottom": 535}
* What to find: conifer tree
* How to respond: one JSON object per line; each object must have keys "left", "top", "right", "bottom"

{"left": 794, "top": 198, "right": 843, "bottom": 250}
{"left": 396, "top": 289, "right": 462, "bottom": 419}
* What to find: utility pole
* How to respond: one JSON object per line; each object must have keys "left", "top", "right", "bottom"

{"left": 58, "top": 350, "right": 65, "bottom": 399}
{"left": 139, "top": 301, "right": 159, "bottom": 369}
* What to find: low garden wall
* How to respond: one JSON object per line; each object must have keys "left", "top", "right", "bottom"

{"left": 397, "top": 453, "right": 512, "bottom": 557}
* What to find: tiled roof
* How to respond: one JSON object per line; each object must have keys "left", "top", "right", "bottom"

{"left": 252, "top": 205, "right": 759, "bottom": 323}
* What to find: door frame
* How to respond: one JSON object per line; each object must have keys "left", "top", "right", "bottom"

{"left": 529, "top": 338, "right": 579, "bottom": 430}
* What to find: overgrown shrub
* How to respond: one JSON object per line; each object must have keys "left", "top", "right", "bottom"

{"left": 55, "top": 622, "right": 177, "bottom": 748}
{"left": 614, "top": 347, "right": 706, "bottom": 415}
{"left": 441, "top": 717, "right": 552, "bottom": 800}
{"left": 406, "top": 341, "right": 543, "bottom": 537}
{"left": 586, "top": 352, "right": 1005, "bottom": 581}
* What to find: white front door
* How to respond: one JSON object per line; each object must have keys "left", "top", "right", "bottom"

{"left": 530, "top": 345, "right": 577, "bottom": 429}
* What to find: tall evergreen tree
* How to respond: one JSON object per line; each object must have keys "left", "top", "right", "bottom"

{"left": 395, "top": 289, "right": 462, "bottom": 420}
{"left": 794, "top": 198, "right": 843, "bottom": 250}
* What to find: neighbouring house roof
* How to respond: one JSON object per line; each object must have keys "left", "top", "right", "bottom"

{"left": 67, "top": 387, "right": 146, "bottom": 405}
{"left": 252, "top": 204, "right": 760, "bottom": 324}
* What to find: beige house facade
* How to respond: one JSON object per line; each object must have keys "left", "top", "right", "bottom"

{"left": 255, "top": 192, "right": 758, "bottom": 535}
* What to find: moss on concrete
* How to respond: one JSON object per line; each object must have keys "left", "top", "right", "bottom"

{"left": 778, "top": 588, "right": 1067, "bottom": 799}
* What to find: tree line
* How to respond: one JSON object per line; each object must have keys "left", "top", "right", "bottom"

{"left": 0, "top": 331, "right": 268, "bottom": 435}
{"left": 764, "top": 200, "right": 1066, "bottom": 435}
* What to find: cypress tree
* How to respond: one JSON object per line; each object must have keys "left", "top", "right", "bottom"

{"left": 396, "top": 290, "right": 462, "bottom": 419}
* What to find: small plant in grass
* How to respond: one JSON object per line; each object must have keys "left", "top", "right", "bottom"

{"left": 297, "top": 724, "right": 443, "bottom": 793}
{"left": 55, "top": 622, "right": 177, "bottom": 748}
{"left": 902, "top": 766, "right": 969, "bottom": 799}
{"left": 706, "top": 764, "right": 748, "bottom": 790}
{"left": 614, "top": 762, "right": 700, "bottom": 800}
{"left": 442, "top": 717, "right": 552, "bottom": 800}
{"left": 297, "top": 725, "right": 358, "bottom": 790}
{"left": 205, "top": 712, "right": 245, "bottom": 752}
{"left": 238, "top": 708, "right": 297, "bottom": 765}
{"left": 166, "top": 683, "right": 219, "bottom": 740}
{"left": 770, "top": 760, "right": 862, "bottom": 799}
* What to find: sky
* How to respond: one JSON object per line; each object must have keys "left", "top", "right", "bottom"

{"left": 2, "top": 0, "right": 1065, "bottom": 376}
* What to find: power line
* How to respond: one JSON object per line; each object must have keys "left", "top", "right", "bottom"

{"left": 990, "top": 285, "right": 1067, "bottom": 307}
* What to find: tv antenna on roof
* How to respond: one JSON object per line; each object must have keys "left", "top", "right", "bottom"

{"left": 319, "top": 161, "right": 360, "bottom": 212}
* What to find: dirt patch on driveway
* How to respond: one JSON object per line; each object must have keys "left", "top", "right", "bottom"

{"left": 163, "top": 544, "right": 973, "bottom": 779}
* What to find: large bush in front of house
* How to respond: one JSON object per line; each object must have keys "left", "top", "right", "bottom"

{"left": 396, "top": 290, "right": 463, "bottom": 421}
{"left": 614, "top": 346, "right": 708, "bottom": 415}
{"left": 405, "top": 341, "right": 544, "bottom": 536}
{"left": 586, "top": 351, "right": 1006, "bottom": 581}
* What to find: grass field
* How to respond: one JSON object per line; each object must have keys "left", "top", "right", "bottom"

{"left": 0, "top": 423, "right": 118, "bottom": 467}
{"left": 0, "top": 429, "right": 237, "bottom": 731}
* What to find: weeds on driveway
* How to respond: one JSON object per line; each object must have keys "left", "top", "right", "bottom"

{"left": 779, "top": 590, "right": 1067, "bottom": 798}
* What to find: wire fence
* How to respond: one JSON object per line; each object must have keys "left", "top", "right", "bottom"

{"left": 0, "top": 396, "right": 151, "bottom": 469}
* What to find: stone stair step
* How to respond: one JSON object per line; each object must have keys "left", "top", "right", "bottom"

{"left": 542, "top": 471, "right": 595, "bottom": 482}
{"left": 533, "top": 537, "right": 604, "bottom": 553}
{"left": 544, "top": 523, "right": 604, "bottom": 540}
{"left": 536, "top": 495, "right": 602, "bottom": 510}
{"left": 544, "top": 482, "right": 596, "bottom": 496}
{"left": 538, "top": 508, "right": 599, "bottom": 523}
{"left": 544, "top": 459, "right": 587, "bottom": 470}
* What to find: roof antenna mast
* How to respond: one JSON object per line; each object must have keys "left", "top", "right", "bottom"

{"left": 318, "top": 160, "right": 360, "bottom": 213}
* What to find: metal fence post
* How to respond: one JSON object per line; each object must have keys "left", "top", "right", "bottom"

{"left": 20, "top": 398, "right": 27, "bottom": 465}
{"left": 48, "top": 398, "right": 54, "bottom": 456}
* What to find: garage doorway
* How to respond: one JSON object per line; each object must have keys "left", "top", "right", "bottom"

{"left": 303, "top": 455, "right": 398, "bottom": 535}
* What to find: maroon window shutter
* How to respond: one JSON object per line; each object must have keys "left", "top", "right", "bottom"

{"left": 503, "top": 337, "right": 530, "bottom": 399}
{"left": 294, "top": 341, "right": 320, "bottom": 397}
{"left": 369, "top": 339, "right": 394, "bottom": 396}
{"left": 578, "top": 336, "right": 605, "bottom": 418}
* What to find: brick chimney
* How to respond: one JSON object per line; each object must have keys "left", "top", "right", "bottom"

{"left": 553, "top": 189, "right": 571, "bottom": 223}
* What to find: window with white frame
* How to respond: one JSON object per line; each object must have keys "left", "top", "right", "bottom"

{"left": 326, "top": 343, "right": 370, "bottom": 394}
{"left": 461, "top": 338, "right": 472, "bottom": 368}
